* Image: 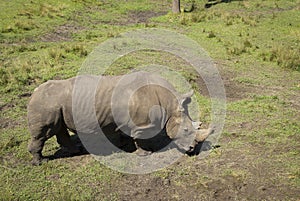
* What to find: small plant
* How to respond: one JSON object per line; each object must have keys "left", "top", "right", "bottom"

{"left": 226, "top": 45, "right": 246, "bottom": 56}
{"left": 15, "top": 20, "right": 37, "bottom": 31}
{"left": 207, "top": 31, "right": 216, "bottom": 38}
{"left": 1, "top": 26, "right": 15, "bottom": 33}
{"left": 64, "top": 44, "right": 88, "bottom": 57}
{"left": 48, "top": 48, "right": 65, "bottom": 60}
{"left": 225, "top": 18, "right": 233, "bottom": 26}
{"left": 225, "top": 38, "right": 254, "bottom": 56}
{"left": 190, "top": 13, "right": 206, "bottom": 23}
{"left": 38, "top": 3, "right": 66, "bottom": 18}
{"left": 179, "top": 13, "right": 189, "bottom": 25}
{"left": 243, "top": 39, "right": 252, "bottom": 48}
{"left": 241, "top": 16, "right": 258, "bottom": 26}
{"left": 0, "top": 136, "right": 21, "bottom": 151}
{"left": 0, "top": 68, "right": 9, "bottom": 86}
{"left": 268, "top": 45, "right": 300, "bottom": 71}
{"left": 178, "top": 12, "right": 207, "bottom": 25}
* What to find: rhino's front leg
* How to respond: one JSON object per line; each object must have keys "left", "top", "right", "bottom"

{"left": 28, "top": 137, "right": 47, "bottom": 165}
{"left": 133, "top": 141, "right": 152, "bottom": 156}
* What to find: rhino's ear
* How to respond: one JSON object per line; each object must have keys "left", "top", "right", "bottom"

{"left": 166, "top": 116, "right": 180, "bottom": 139}
{"left": 183, "top": 90, "right": 194, "bottom": 98}
{"left": 180, "top": 90, "right": 194, "bottom": 106}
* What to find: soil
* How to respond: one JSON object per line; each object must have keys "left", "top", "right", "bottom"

{"left": 0, "top": 103, "right": 20, "bottom": 129}
{"left": 195, "top": 71, "right": 256, "bottom": 102}
{"left": 125, "top": 10, "right": 167, "bottom": 25}
{"left": 0, "top": 117, "right": 20, "bottom": 129}
{"left": 40, "top": 22, "right": 85, "bottom": 42}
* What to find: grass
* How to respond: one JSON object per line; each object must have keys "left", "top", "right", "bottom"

{"left": 0, "top": 0, "right": 83, "bottom": 42}
{"left": 1, "top": 0, "right": 300, "bottom": 200}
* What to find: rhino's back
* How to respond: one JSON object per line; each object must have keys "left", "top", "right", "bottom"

{"left": 124, "top": 71, "right": 179, "bottom": 113}
{"left": 27, "top": 79, "right": 73, "bottom": 130}
{"left": 104, "top": 71, "right": 180, "bottom": 130}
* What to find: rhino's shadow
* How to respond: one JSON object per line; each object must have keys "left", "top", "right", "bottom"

{"left": 47, "top": 135, "right": 89, "bottom": 161}
{"left": 186, "top": 140, "right": 214, "bottom": 156}
{"left": 101, "top": 123, "right": 173, "bottom": 153}
{"left": 48, "top": 123, "right": 211, "bottom": 160}
{"left": 101, "top": 124, "right": 215, "bottom": 155}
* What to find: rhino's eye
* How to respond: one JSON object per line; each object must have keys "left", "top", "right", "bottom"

{"left": 183, "top": 127, "right": 188, "bottom": 132}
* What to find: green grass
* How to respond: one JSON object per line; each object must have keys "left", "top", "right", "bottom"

{"left": 1, "top": 0, "right": 300, "bottom": 200}
{"left": 0, "top": 0, "right": 84, "bottom": 42}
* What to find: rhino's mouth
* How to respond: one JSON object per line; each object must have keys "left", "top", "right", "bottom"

{"left": 186, "top": 146, "right": 195, "bottom": 153}
{"left": 177, "top": 139, "right": 197, "bottom": 153}
{"left": 188, "top": 139, "right": 199, "bottom": 152}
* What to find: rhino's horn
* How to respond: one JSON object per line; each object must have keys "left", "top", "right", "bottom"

{"left": 195, "top": 128, "right": 214, "bottom": 142}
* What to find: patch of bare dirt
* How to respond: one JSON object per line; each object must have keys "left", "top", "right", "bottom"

{"left": 222, "top": 76, "right": 257, "bottom": 101}
{"left": 114, "top": 175, "right": 173, "bottom": 201}
{"left": 195, "top": 69, "right": 257, "bottom": 102}
{"left": 39, "top": 10, "right": 166, "bottom": 42}
{"left": 102, "top": 143, "right": 299, "bottom": 201}
{"left": 125, "top": 10, "right": 167, "bottom": 25}
{"left": 0, "top": 117, "right": 20, "bottom": 129}
{"left": 105, "top": 10, "right": 167, "bottom": 26}
{"left": 0, "top": 103, "right": 20, "bottom": 129}
{"left": 40, "top": 22, "right": 84, "bottom": 42}
{"left": 0, "top": 102, "right": 15, "bottom": 112}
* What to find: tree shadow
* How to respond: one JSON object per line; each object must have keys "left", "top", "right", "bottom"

{"left": 205, "top": 0, "right": 241, "bottom": 9}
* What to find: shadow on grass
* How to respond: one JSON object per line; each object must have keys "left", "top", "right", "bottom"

{"left": 46, "top": 123, "right": 213, "bottom": 161}
{"left": 46, "top": 135, "right": 89, "bottom": 161}
{"left": 186, "top": 140, "right": 219, "bottom": 156}
{"left": 205, "top": 0, "right": 241, "bottom": 9}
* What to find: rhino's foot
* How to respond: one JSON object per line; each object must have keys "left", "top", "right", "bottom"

{"left": 31, "top": 157, "right": 49, "bottom": 166}
{"left": 67, "top": 146, "right": 81, "bottom": 155}
{"left": 58, "top": 146, "right": 82, "bottom": 157}
{"left": 134, "top": 148, "right": 152, "bottom": 156}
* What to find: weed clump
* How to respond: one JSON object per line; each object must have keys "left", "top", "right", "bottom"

{"left": 262, "top": 45, "right": 300, "bottom": 71}
{"left": 225, "top": 39, "right": 253, "bottom": 56}
{"left": 207, "top": 31, "right": 216, "bottom": 38}
{"left": 64, "top": 44, "right": 88, "bottom": 57}
{"left": 39, "top": 3, "right": 66, "bottom": 18}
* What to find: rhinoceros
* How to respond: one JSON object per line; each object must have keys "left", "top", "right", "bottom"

{"left": 27, "top": 71, "right": 211, "bottom": 165}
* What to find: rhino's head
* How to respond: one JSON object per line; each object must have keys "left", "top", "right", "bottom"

{"left": 166, "top": 91, "right": 210, "bottom": 152}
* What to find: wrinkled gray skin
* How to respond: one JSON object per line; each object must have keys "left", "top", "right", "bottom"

{"left": 27, "top": 72, "right": 211, "bottom": 165}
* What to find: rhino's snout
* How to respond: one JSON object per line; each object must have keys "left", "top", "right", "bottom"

{"left": 192, "top": 121, "right": 202, "bottom": 130}
{"left": 187, "top": 145, "right": 195, "bottom": 153}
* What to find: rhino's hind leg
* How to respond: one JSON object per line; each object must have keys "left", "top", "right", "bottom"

{"left": 28, "top": 123, "right": 55, "bottom": 165}
{"left": 56, "top": 126, "right": 80, "bottom": 155}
